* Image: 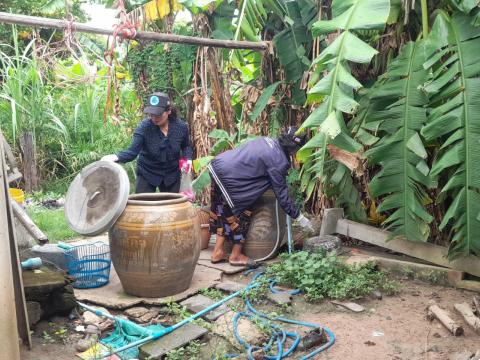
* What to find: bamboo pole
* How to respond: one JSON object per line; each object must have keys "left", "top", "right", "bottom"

{"left": 0, "top": 12, "right": 269, "bottom": 51}
{"left": 10, "top": 199, "right": 48, "bottom": 244}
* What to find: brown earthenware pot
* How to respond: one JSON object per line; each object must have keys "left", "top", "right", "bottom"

{"left": 109, "top": 193, "right": 201, "bottom": 298}
{"left": 196, "top": 207, "right": 211, "bottom": 250}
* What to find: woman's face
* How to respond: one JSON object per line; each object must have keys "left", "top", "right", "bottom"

{"left": 151, "top": 109, "right": 171, "bottom": 126}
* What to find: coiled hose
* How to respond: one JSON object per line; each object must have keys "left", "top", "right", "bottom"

{"left": 225, "top": 271, "right": 336, "bottom": 359}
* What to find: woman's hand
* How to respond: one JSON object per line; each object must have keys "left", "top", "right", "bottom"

{"left": 179, "top": 158, "right": 192, "bottom": 173}
{"left": 101, "top": 154, "right": 119, "bottom": 162}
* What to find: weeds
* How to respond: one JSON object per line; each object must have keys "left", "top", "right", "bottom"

{"left": 266, "top": 251, "right": 400, "bottom": 301}
{"left": 165, "top": 340, "right": 202, "bottom": 360}
{"left": 199, "top": 288, "right": 224, "bottom": 301}
{"left": 164, "top": 300, "right": 212, "bottom": 331}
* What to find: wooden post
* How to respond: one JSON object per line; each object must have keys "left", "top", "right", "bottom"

{"left": 0, "top": 135, "right": 25, "bottom": 358}
{"left": 454, "top": 303, "right": 480, "bottom": 333}
{"left": 0, "top": 12, "right": 269, "bottom": 51}
{"left": 20, "top": 132, "right": 38, "bottom": 193}
{"left": 473, "top": 296, "right": 480, "bottom": 316}
{"left": 427, "top": 303, "right": 464, "bottom": 336}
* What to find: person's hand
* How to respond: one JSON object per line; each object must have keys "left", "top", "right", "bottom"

{"left": 179, "top": 158, "right": 192, "bottom": 173}
{"left": 296, "top": 214, "right": 314, "bottom": 232}
{"left": 180, "top": 190, "right": 195, "bottom": 202}
{"left": 101, "top": 154, "right": 119, "bottom": 162}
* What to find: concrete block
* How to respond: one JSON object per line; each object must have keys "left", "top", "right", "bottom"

{"left": 26, "top": 301, "right": 42, "bottom": 327}
{"left": 139, "top": 323, "right": 208, "bottom": 360}
{"left": 180, "top": 294, "right": 229, "bottom": 322}
{"left": 31, "top": 244, "right": 68, "bottom": 270}
{"left": 266, "top": 292, "right": 291, "bottom": 306}
{"left": 319, "top": 208, "right": 343, "bottom": 236}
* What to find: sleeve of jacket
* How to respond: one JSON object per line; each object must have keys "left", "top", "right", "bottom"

{"left": 181, "top": 121, "right": 193, "bottom": 160}
{"left": 116, "top": 123, "right": 145, "bottom": 163}
{"left": 266, "top": 165, "right": 300, "bottom": 219}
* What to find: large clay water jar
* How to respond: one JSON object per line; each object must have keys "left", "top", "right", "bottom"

{"left": 223, "top": 190, "right": 286, "bottom": 260}
{"left": 109, "top": 193, "right": 201, "bottom": 298}
{"left": 196, "top": 207, "right": 211, "bottom": 250}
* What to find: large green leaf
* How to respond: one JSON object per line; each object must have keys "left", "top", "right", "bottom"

{"left": 448, "top": 0, "right": 478, "bottom": 14}
{"left": 420, "top": 12, "right": 480, "bottom": 258}
{"left": 330, "top": 163, "right": 367, "bottom": 222}
{"left": 273, "top": 0, "right": 316, "bottom": 83}
{"left": 365, "top": 41, "right": 434, "bottom": 241}
{"left": 298, "top": 0, "right": 390, "bottom": 200}
{"left": 249, "top": 81, "right": 281, "bottom": 122}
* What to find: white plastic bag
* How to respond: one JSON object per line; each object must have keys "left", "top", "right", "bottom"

{"left": 179, "top": 171, "right": 195, "bottom": 202}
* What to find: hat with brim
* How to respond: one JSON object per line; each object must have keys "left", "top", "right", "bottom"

{"left": 144, "top": 92, "right": 171, "bottom": 116}
{"left": 144, "top": 105, "right": 167, "bottom": 116}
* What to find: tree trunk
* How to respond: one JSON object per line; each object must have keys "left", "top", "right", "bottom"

{"left": 207, "top": 48, "right": 233, "bottom": 133}
{"left": 20, "top": 132, "right": 39, "bottom": 193}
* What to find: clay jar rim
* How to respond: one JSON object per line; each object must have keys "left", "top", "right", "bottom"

{"left": 127, "top": 192, "right": 188, "bottom": 206}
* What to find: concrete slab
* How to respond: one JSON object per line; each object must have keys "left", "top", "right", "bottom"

{"left": 215, "top": 281, "right": 245, "bottom": 294}
{"left": 198, "top": 249, "right": 246, "bottom": 274}
{"left": 180, "top": 294, "right": 229, "bottom": 322}
{"left": 74, "top": 264, "right": 222, "bottom": 310}
{"left": 139, "top": 323, "right": 208, "bottom": 360}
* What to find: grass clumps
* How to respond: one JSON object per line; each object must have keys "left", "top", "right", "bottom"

{"left": 266, "top": 251, "right": 399, "bottom": 301}
{"left": 27, "top": 206, "right": 77, "bottom": 242}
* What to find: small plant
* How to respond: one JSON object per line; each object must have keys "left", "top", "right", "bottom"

{"left": 164, "top": 300, "right": 212, "bottom": 331}
{"left": 199, "top": 288, "right": 224, "bottom": 301}
{"left": 165, "top": 340, "right": 203, "bottom": 360}
{"left": 266, "top": 251, "right": 400, "bottom": 301}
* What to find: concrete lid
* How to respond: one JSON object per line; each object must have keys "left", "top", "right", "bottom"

{"left": 65, "top": 161, "right": 130, "bottom": 236}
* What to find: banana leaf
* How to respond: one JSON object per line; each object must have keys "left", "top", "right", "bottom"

{"left": 298, "top": 0, "right": 390, "bottom": 200}
{"left": 365, "top": 41, "right": 434, "bottom": 242}
{"left": 420, "top": 12, "right": 480, "bottom": 258}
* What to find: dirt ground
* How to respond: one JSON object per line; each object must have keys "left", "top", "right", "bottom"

{"left": 20, "top": 276, "right": 479, "bottom": 360}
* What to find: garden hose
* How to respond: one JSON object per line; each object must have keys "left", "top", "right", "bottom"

{"left": 226, "top": 271, "right": 336, "bottom": 359}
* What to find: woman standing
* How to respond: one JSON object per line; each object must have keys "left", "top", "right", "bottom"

{"left": 102, "top": 92, "right": 193, "bottom": 193}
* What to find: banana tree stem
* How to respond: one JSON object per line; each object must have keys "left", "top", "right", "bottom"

{"left": 421, "top": 0, "right": 429, "bottom": 38}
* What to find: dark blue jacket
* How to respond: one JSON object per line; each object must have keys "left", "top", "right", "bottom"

{"left": 210, "top": 137, "right": 300, "bottom": 219}
{"left": 116, "top": 118, "right": 193, "bottom": 187}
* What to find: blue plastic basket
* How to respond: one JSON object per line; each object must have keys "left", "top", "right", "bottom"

{"left": 64, "top": 241, "right": 111, "bottom": 289}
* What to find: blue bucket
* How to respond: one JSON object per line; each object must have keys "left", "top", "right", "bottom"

{"left": 63, "top": 241, "right": 111, "bottom": 289}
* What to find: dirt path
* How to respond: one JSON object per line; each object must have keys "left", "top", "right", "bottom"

{"left": 21, "top": 278, "right": 478, "bottom": 359}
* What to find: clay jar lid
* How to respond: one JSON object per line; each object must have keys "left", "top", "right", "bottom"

{"left": 65, "top": 161, "right": 130, "bottom": 236}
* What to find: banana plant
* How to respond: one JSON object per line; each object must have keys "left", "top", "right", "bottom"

{"left": 364, "top": 41, "right": 435, "bottom": 241}
{"left": 420, "top": 12, "right": 480, "bottom": 258}
{"left": 297, "top": 0, "right": 390, "bottom": 201}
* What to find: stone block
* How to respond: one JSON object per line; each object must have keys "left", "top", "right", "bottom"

{"left": 139, "top": 323, "right": 208, "bottom": 360}
{"left": 180, "top": 294, "right": 229, "bottom": 322}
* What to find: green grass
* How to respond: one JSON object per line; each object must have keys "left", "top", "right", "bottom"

{"left": 27, "top": 206, "right": 77, "bottom": 242}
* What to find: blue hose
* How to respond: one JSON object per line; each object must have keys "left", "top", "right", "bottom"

{"left": 225, "top": 271, "right": 336, "bottom": 359}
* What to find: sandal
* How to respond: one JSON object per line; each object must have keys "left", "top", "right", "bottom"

{"left": 229, "top": 258, "right": 257, "bottom": 268}
{"left": 211, "top": 255, "right": 229, "bottom": 264}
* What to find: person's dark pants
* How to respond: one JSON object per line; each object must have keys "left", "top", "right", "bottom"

{"left": 209, "top": 181, "right": 252, "bottom": 244}
{"left": 135, "top": 174, "right": 181, "bottom": 193}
